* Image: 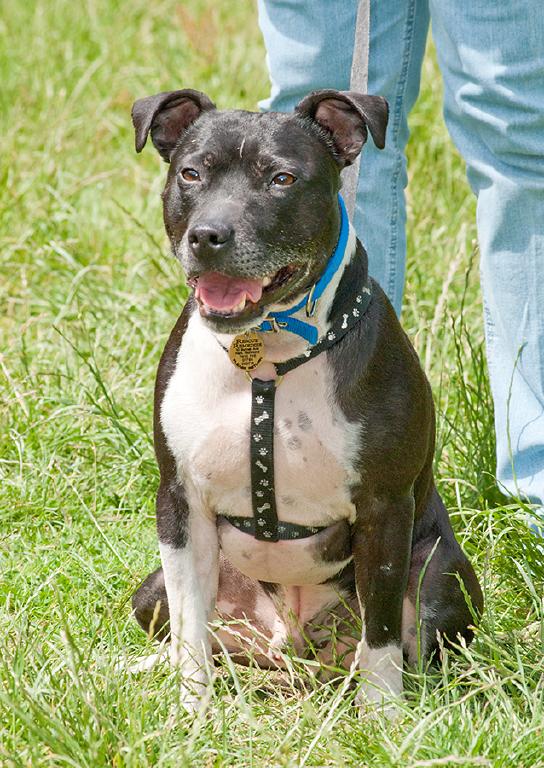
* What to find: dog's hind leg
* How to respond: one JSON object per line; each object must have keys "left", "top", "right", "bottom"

{"left": 132, "top": 566, "right": 170, "bottom": 640}
{"left": 402, "top": 486, "right": 483, "bottom": 665}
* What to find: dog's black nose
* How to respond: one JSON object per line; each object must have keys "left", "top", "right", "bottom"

{"left": 188, "top": 222, "right": 233, "bottom": 256}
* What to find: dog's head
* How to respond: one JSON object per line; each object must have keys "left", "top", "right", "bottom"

{"left": 132, "top": 88, "right": 388, "bottom": 333}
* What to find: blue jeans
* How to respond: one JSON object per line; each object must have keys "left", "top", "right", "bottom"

{"left": 258, "top": 0, "right": 544, "bottom": 515}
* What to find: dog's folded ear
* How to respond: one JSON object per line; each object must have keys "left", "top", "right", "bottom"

{"left": 131, "top": 89, "right": 216, "bottom": 162}
{"left": 295, "top": 90, "right": 388, "bottom": 167}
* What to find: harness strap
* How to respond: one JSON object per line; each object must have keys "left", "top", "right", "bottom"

{"left": 219, "top": 515, "right": 325, "bottom": 541}
{"left": 274, "top": 283, "right": 372, "bottom": 378}
{"left": 248, "top": 377, "right": 280, "bottom": 541}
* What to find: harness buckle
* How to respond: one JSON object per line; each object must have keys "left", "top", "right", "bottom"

{"left": 245, "top": 371, "right": 283, "bottom": 387}
{"left": 306, "top": 284, "right": 318, "bottom": 317}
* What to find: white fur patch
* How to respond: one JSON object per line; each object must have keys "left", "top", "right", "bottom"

{"left": 358, "top": 642, "right": 403, "bottom": 705}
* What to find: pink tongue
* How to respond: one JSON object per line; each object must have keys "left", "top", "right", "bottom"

{"left": 195, "top": 272, "right": 263, "bottom": 312}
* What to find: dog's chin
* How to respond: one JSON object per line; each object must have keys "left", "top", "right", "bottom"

{"left": 198, "top": 311, "right": 263, "bottom": 336}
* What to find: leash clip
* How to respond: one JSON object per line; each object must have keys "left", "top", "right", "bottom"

{"left": 306, "top": 284, "right": 318, "bottom": 317}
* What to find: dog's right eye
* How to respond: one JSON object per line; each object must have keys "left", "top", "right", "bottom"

{"left": 180, "top": 168, "right": 201, "bottom": 182}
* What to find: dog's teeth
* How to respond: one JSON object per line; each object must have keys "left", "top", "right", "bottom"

{"left": 233, "top": 297, "right": 247, "bottom": 312}
{"left": 262, "top": 276, "right": 272, "bottom": 287}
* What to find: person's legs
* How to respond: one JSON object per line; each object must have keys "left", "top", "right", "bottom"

{"left": 257, "top": 0, "right": 430, "bottom": 314}
{"left": 430, "top": 0, "right": 544, "bottom": 517}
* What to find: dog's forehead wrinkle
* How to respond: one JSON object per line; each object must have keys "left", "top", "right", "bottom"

{"left": 181, "top": 109, "right": 324, "bottom": 167}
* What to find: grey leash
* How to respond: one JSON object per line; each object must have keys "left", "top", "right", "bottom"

{"left": 342, "top": 0, "right": 370, "bottom": 220}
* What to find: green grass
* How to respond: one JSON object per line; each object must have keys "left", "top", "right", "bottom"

{"left": 1, "top": 0, "right": 543, "bottom": 765}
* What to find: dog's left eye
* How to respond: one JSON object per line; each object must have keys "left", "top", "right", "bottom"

{"left": 180, "top": 168, "right": 201, "bottom": 182}
{"left": 271, "top": 172, "right": 296, "bottom": 187}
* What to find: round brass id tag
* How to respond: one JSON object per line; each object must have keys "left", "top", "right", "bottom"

{"left": 228, "top": 332, "right": 264, "bottom": 372}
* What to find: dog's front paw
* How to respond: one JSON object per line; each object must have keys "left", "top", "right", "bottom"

{"left": 355, "top": 681, "right": 402, "bottom": 721}
{"left": 170, "top": 644, "right": 213, "bottom": 715}
{"left": 356, "top": 644, "right": 403, "bottom": 720}
{"left": 178, "top": 676, "right": 208, "bottom": 715}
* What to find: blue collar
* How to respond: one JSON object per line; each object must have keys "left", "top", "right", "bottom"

{"left": 256, "top": 194, "right": 350, "bottom": 346}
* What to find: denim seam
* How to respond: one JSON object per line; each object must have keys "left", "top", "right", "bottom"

{"left": 385, "top": 0, "right": 418, "bottom": 305}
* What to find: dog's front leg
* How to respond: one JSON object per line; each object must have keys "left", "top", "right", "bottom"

{"left": 352, "top": 491, "right": 414, "bottom": 714}
{"left": 157, "top": 480, "right": 219, "bottom": 712}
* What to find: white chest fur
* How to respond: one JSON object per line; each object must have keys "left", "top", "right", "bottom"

{"left": 161, "top": 312, "right": 361, "bottom": 585}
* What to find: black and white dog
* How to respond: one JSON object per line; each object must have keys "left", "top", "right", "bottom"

{"left": 130, "top": 88, "right": 483, "bottom": 712}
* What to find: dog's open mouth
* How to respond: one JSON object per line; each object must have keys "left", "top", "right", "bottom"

{"left": 188, "top": 265, "right": 298, "bottom": 318}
